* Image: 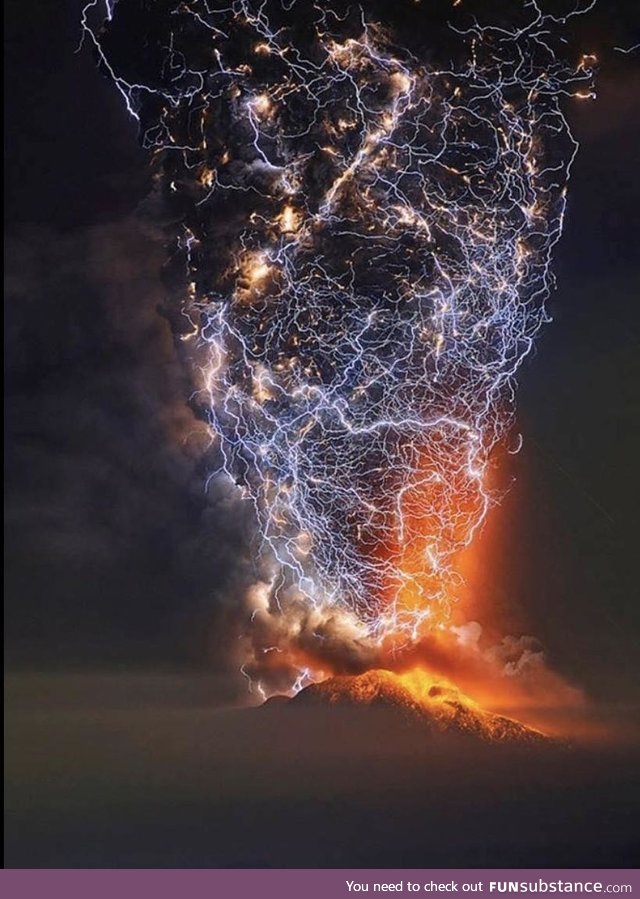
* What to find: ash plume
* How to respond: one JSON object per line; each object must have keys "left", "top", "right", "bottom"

{"left": 84, "top": 0, "right": 596, "bottom": 692}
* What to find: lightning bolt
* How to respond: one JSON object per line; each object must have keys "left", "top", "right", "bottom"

{"left": 84, "top": 0, "right": 596, "bottom": 692}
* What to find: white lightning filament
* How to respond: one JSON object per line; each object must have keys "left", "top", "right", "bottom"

{"left": 86, "top": 0, "right": 596, "bottom": 651}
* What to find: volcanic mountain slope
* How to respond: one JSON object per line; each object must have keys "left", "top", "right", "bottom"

{"left": 287, "top": 669, "right": 547, "bottom": 744}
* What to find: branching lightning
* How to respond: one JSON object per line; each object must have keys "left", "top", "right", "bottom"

{"left": 85, "top": 0, "right": 596, "bottom": 689}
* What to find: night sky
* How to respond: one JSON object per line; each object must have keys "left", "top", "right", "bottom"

{"left": 5, "top": 0, "right": 640, "bottom": 705}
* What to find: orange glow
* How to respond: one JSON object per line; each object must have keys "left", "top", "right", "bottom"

{"left": 278, "top": 204, "right": 302, "bottom": 234}
{"left": 366, "top": 453, "right": 582, "bottom": 733}
{"left": 396, "top": 666, "right": 470, "bottom": 703}
{"left": 373, "top": 446, "right": 493, "bottom": 635}
{"left": 397, "top": 666, "right": 547, "bottom": 740}
{"left": 234, "top": 251, "right": 276, "bottom": 304}
{"left": 246, "top": 446, "right": 584, "bottom": 738}
{"left": 199, "top": 167, "right": 216, "bottom": 188}
{"left": 251, "top": 93, "right": 273, "bottom": 118}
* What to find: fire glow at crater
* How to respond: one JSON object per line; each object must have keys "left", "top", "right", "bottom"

{"left": 84, "top": 0, "right": 596, "bottom": 708}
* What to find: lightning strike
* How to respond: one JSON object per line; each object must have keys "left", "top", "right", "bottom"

{"left": 85, "top": 0, "right": 596, "bottom": 695}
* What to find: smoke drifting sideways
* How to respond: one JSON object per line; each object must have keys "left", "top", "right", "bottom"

{"left": 83, "top": 0, "right": 596, "bottom": 698}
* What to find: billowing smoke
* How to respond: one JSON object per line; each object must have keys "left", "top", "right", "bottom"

{"left": 84, "top": 1, "right": 595, "bottom": 693}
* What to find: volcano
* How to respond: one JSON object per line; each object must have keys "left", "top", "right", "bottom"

{"left": 283, "top": 668, "right": 547, "bottom": 744}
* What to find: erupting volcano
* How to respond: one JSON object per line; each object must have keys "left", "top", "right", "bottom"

{"left": 289, "top": 669, "right": 548, "bottom": 743}
{"left": 84, "top": 0, "right": 596, "bottom": 725}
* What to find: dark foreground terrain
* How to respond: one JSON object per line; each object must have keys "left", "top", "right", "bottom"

{"left": 5, "top": 673, "right": 639, "bottom": 867}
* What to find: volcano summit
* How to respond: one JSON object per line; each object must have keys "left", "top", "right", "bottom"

{"left": 276, "top": 669, "right": 548, "bottom": 745}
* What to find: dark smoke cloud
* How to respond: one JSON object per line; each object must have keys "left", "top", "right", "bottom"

{"left": 4, "top": 173, "right": 443, "bottom": 690}
{"left": 238, "top": 586, "right": 381, "bottom": 693}
{"left": 5, "top": 218, "right": 258, "bottom": 669}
